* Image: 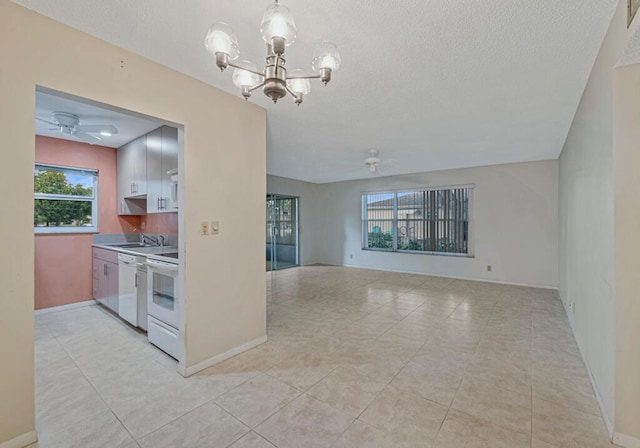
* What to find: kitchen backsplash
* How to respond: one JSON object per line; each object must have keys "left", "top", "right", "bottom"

{"left": 93, "top": 213, "right": 179, "bottom": 247}
{"left": 143, "top": 212, "right": 178, "bottom": 235}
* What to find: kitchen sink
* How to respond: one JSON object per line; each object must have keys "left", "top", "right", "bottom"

{"left": 108, "top": 243, "right": 149, "bottom": 248}
{"left": 158, "top": 252, "right": 179, "bottom": 259}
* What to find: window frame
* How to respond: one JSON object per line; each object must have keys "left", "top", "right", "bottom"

{"left": 34, "top": 163, "right": 99, "bottom": 234}
{"left": 361, "top": 185, "right": 474, "bottom": 257}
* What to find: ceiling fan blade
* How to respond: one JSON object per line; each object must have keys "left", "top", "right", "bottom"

{"left": 36, "top": 117, "right": 58, "bottom": 126}
{"left": 74, "top": 131, "right": 101, "bottom": 145}
{"left": 78, "top": 124, "right": 118, "bottom": 135}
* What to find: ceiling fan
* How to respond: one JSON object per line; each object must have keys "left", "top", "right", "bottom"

{"left": 365, "top": 150, "right": 381, "bottom": 174}
{"left": 36, "top": 112, "right": 118, "bottom": 144}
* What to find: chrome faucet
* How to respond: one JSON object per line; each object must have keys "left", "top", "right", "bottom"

{"left": 140, "top": 233, "right": 159, "bottom": 246}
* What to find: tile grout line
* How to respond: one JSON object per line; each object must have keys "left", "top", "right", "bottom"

{"left": 44, "top": 313, "right": 143, "bottom": 448}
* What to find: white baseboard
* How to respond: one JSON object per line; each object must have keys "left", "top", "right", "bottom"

{"left": 614, "top": 432, "right": 640, "bottom": 447}
{"left": 561, "top": 298, "right": 614, "bottom": 440}
{"left": 34, "top": 300, "right": 96, "bottom": 315}
{"left": 0, "top": 430, "right": 37, "bottom": 448}
{"left": 179, "top": 335, "right": 268, "bottom": 377}
{"left": 337, "top": 262, "right": 558, "bottom": 290}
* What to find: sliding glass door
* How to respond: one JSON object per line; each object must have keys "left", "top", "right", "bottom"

{"left": 266, "top": 195, "right": 299, "bottom": 271}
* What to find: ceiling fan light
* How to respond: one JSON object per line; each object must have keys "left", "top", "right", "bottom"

{"left": 286, "top": 69, "right": 311, "bottom": 95}
{"left": 100, "top": 131, "right": 112, "bottom": 137}
{"left": 205, "top": 22, "right": 240, "bottom": 60}
{"left": 312, "top": 41, "right": 341, "bottom": 72}
{"left": 232, "top": 60, "right": 262, "bottom": 89}
{"left": 261, "top": 2, "right": 297, "bottom": 45}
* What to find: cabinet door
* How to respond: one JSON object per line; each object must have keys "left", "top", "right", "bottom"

{"left": 106, "top": 261, "right": 119, "bottom": 313}
{"left": 131, "top": 135, "right": 147, "bottom": 197}
{"left": 117, "top": 142, "right": 133, "bottom": 214}
{"left": 117, "top": 142, "right": 146, "bottom": 215}
{"left": 146, "top": 127, "right": 163, "bottom": 213}
{"left": 161, "top": 126, "right": 178, "bottom": 210}
{"left": 92, "top": 260, "right": 100, "bottom": 300}
{"left": 94, "top": 259, "right": 108, "bottom": 306}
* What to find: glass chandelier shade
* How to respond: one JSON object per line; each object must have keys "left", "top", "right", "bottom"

{"left": 232, "top": 60, "right": 262, "bottom": 89}
{"left": 286, "top": 69, "right": 312, "bottom": 95}
{"left": 312, "top": 41, "right": 341, "bottom": 71}
{"left": 204, "top": 22, "right": 240, "bottom": 60}
{"left": 260, "top": 3, "right": 297, "bottom": 45}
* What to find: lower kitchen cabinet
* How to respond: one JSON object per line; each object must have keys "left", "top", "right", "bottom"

{"left": 92, "top": 248, "right": 119, "bottom": 313}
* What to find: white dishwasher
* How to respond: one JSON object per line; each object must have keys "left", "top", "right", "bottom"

{"left": 117, "top": 253, "right": 138, "bottom": 326}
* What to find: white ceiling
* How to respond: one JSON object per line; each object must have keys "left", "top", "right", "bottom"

{"left": 16, "top": 0, "right": 617, "bottom": 183}
{"left": 36, "top": 90, "right": 162, "bottom": 148}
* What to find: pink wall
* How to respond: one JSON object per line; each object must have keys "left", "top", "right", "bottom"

{"left": 35, "top": 136, "right": 141, "bottom": 310}
{"left": 143, "top": 212, "right": 178, "bottom": 235}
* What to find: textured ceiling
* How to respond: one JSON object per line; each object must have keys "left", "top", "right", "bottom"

{"left": 14, "top": 0, "right": 617, "bottom": 183}
{"left": 618, "top": 22, "right": 640, "bottom": 67}
{"left": 35, "top": 90, "right": 162, "bottom": 148}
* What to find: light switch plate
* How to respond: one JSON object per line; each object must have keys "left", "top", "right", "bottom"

{"left": 211, "top": 221, "right": 219, "bottom": 235}
{"left": 200, "top": 221, "right": 209, "bottom": 236}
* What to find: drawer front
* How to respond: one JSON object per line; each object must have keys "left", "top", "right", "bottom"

{"left": 147, "top": 316, "right": 179, "bottom": 360}
{"left": 93, "top": 247, "right": 119, "bottom": 263}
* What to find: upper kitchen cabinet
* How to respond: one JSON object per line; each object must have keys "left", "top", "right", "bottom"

{"left": 117, "top": 136, "right": 147, "bottom": 216}
{"left": 147, "top": 126, "right": 178, "bottom": 214}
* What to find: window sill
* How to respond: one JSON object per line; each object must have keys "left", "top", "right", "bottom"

{"left": 362, "top": 248, "right": 474, "bottom": 258}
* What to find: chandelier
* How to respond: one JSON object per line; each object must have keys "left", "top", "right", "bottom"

{"left": 204, "top": 1, "right": 341, "bottom": 105}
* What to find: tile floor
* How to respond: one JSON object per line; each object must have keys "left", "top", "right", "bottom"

{"left": 30, "top": 266, "right": 614, "bottom": 448}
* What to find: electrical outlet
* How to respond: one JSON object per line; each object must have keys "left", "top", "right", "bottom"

{"left": 140, "top": 221, "right": 146, "bottom": 231}
{"left": 349, "top": 253, "right": 353, "bottom": 259}
{"left": 569, "top": 302, "right": 575, "bottom": 314}
{"left": 487, "top": 265, "right": 492, "bottom": 272}
{"left": 211, "top": 221, "right": 219, "bottom": 235}
{"left": 200, "top": 221, "right": 209, "bottom": 236}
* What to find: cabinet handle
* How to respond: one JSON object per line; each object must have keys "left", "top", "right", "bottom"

{"left": 130, "top": 183, "right": 133, "bottom": 194}
{"left": 104, "top": 264, "right": 107, "bottom": 276}
{"left": 135, "top": 272, "right": 139, "bottom": 288}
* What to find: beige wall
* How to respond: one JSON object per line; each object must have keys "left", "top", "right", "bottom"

{"left": 613, "top": 63, "right": 640, "bottom": 440}
{"left": 315, "top": 160, "right": 559, "bottom": 288}
{"left": 0, "top": 1, "right": 266, "bottom": 444}
{"left": 559, "top": 0, "right": 640, "bottom": 439}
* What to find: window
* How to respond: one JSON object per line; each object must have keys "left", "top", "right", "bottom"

{"left": 362, "top": 187, "right": 472, "bottom": 256}
{"left": 34, "top": 164, "right": 98, "bottom": 233}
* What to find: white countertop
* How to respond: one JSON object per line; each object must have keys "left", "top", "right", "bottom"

{"left": 92, "top": 243, "right": 179, "bottom": 262}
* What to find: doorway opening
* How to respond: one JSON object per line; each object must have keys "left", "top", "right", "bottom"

{"left": 266, "top": 194, "right": 299, "bottom": 271}
{"left": 33, "top": 86, "right": 186, "bottom": 367}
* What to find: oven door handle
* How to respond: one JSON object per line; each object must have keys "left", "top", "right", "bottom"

{"left": 146, "top": 259, "right": 179, "bottom": 274}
